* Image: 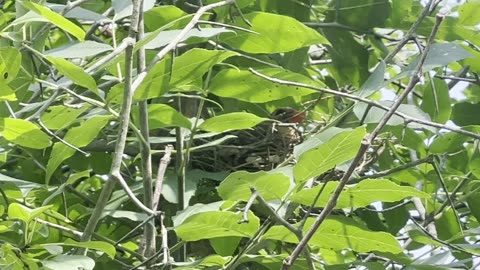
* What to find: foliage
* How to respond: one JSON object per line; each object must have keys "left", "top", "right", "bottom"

{"left": 0, "top": 0, "right": 479, "bottom": 269}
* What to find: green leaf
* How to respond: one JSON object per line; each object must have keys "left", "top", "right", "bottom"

{"left": 45, "top": 41, "right": 113, "bottom": 58}
{"left": 42, "top": 255, "right": 95, "bottom": 270}
{"left": 325, "top": 0, "right": 391, "bottom": 30}
{"left": 144, "top": 5, "right": 188, "bottom": 31}
{"left": 46, "top": 56, "right": 98, "bottom": 95}
{"left": 294, "top": 127, "right": 366, "bottom": 183}
{"left": 210, "top": 68, "right": 319, "bottom": 103}
{"left": 132, "top": 104, "right": 191, "bottom": 130}
{"left": 134, "top": 54, "right": 172, "bottom": 101}
{"left": 199, "top": 112, "right": 268, "bottom": 132}
{"left": 220, "top": 12, "right": 329, "bottom": 54}
{"left": 263, "top": 216, "right": 402, "bottom": 253}
{"left": 458, "top": 0, "right": 480, "bottom": 26}
{"left": 175, "top": 211, "right": 260, "bottom": 241}
{"left": 290, "top": 179, "right": 429, "bottom": 209}
{"left": 173, "top": 202, "right": 224, "bottom": 226}
{"left": 170, "top": 49, "right": 238, "bottom": 89}
{"left": 428, "top": 132, "right": 468, "bottom": 154}
{"left": 210, "top": 237, "right": 241, "bottom": 256}
{"left": 395, "top": 43, "right": 471, "bottom": 80}
{"left": 21, "top": 1, "right": 85, "bottom": 41}
{"left": 323, "top": 30, "right": 370, "bottom": 87}
{"left": 144, "top": 28, "right": 234, "bottom": 50}
{"left": 40, "top": 105, "right": 89, "bottom": 130}
{"left": 45, "top": 115, "right": 111, "bottom": 184}
{"left": 8, "top": 203, "right": 52, "bottom": 224}
{"left": 357, "top": 61, "right": 385, "bottom": 98}
{"left": 61, "top": 239, "right": 115, "bottom": 258}
{"left": 217, "top": 171, "right": 290, "bottom": 201}
{"left": 420, "top": 78, "right": 451, "bottom": 124}
{"left": 2, "top": 118, "right": 51, "bottom": 149}
{"left": 0, "top": 47, "right": 21, "bottom": 85}
{"left": 451, "top": 102, "right": 480, "bottom": 126}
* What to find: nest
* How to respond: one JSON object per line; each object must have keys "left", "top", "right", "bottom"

{"left": 191, "top": 122, "right": 303, "bottom": 172}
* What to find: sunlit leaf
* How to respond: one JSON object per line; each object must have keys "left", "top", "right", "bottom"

{"left": 2, "top": 118, "right": 51, "bottom": 149}
{"left": 294, "top": 127, "right": 366, "bottom": 183}
{"left": 199, "top": 112, "right": 268, "bottom": 132}
{"left": 218, "top": 171, "right": 290, "bottom": 201}
{"left": 175, "top": 211, "right": 259, "bottom": 241}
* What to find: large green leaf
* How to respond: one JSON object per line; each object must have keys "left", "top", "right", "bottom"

{"left": 42, "top": 255, "right": 95, "bottom": 270}
{"left": 451, "top": 102, "right": 480, "bottom": 126}
{"left": 40, "top": 105, "right": 89, "bottom": 130}
{"left": 8, "top": 203, "right": 52, "bottom": 224}
{"left": 45, "top": 115, "right": 111, "bottom": 184}
{"left": 323, "top": 30, "right": 370, "bottom": 87}
{"left": 290, "top": 179, "right": 429, "bottom": 209}
{"left": 458, "top": 0, "right": 480, "bottom": 26}
{"left": 199, "top": 112, "right": 268, "bottom": 132}
{"left": 21, "top": 1, "right": 85, "bottom": 41}
{"left": 174, "top": 211, "right": 259, "bottom": 241}
{"left": 134, "top": 55, "right": 172, "bottom": 101}
{"left": 46, "top": 56, "right": 98, "bottom": 95}
{"left": 144, "top": 5, "right": 188, "bottom": 31}
{"left": 169, "top": 49, "right": 238, "bottom": 90}
{"left": 0, "top": 47, "right": 21, "bottom": 85}
{"left": 294, "top": 127, "right": 366, "bottom": 183}
{"left": 420, "top": 78, "right": 451, "bottom": 124}
{"left": 263, "top": 216, "right": 402, "bottom": 253}
{"left": 2, "top": 118, "right": 51, "bottom": 149}
{"left": 217, "top": 171, "right": 291, "bottom": 201}
{"left": 45, "top": 41, "right": 113, "bottom": 58}
{"left": 325, "top": 0, "right": 391, "bottom": 30}
{"left": 131, "top": 104, "right": 191, "bottom": 130}
{"left": 209, "top": 68, "right": 319, "bottom": 103}
{"left": 394, "top": 43, "right": 471, "bottom": 80}
{"left": 59, "top": 239, "right": 115, "bottom": 258}
{"left": 220, "top": 12, "right": 329, "bottom": 54}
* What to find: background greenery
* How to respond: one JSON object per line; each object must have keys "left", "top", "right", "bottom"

{"left": 0, "top": 0, "right": 479, "bottom": 269}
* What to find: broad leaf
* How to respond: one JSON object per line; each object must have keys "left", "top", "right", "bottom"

{"left": 210, "top": 68, "right": 320, "bottom": 103}
{"left": 46, "top": 56, "right": 99, "bottom": 95}
{"left": 144, "top": 28, "right": 234, "bottom": 50}
{"left": 394, "top": 43, "right": 471, "bottom": 80}
{"left": 175, "top": 211, "right": 259, "bottom": 241}
{"left": 134, "top": 54, "right": 172, "bottom": 101}
{"left": 290, "top": 179, "right": 429, "bottom": 209}
{"left": 220, "top": 12, "right": 329, "bottom": 54}
{"left": 45, "top": 115, "right": 111, "bottom": 183}
{"left": 170, "top": 49, "right": 238, "bottom": 89}
{"left": 0, "top": 47, "right": 21, "bottom": 85}
{"left": 199, "top": 112, "right": 268, "bottom": 132}
{"left": 42, "top": 255, "right": 95, "bottom": 270}
{"left": 40, "top": 105, "right": 89, "bottom": 130}
{"left": 8, "top": 203, "right": 52, "bottom": 224}
{"left": 21, "top": 1, "right": 85, "bottom": 41}
{"left": 420, "top": 78, "right": 451, "bottom": 124}
{"left": 263, "top": 216, "right": 402, "bottom": 253}
{"left": 294, "top": 127, "right": 366, "bottom": 183}
{"left": 45, "top": 41, "right": 113, "bottom": 58}
{"left": 2, "top": 118, "right": 51, "bottom": 149}
{"left": 132, "top": 104, "right": 191, "bottom": 130}
{"left": 217, "top": 171, "right": 290, "bottom": 201}
{"left": 61, "top": 239, "right": 115, "bottom": 258}
{"left": 451, "top": 102, "right": 480, "bottom": 126}
{"left": 325, "top": 0, "right": 391, "bottom": 30}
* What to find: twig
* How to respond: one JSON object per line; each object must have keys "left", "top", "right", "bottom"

{"left": 282, "top": 12, "right": 444, "bottom": 269}
{"left": 238, "top": 189, "right": 259, "bottom": 224}
{"left": 34, "top": 218, "right": 83, "bottom": 238}
{"left": 354, "top": 156, "right": 433, "bottom": 181}
{"left": 36, "top": 119, "right": 89, "bottom": 156}
{"left": 153, "top": 145, "right": 174, "bottom": 210}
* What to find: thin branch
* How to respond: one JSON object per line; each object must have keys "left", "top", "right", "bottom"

{"left": 153, "top": 145, "right": 174, "bottom": 211}
{"left": 37, "top": 119, "right": 89, "bottom": 156}
{"left": 34, "top": 218, "right": 83, "bottom": 238}
{"left": 354, "top": 156, "right": 433, "bottom": 181}
{"left": 282, "top": 12, "right": 444, "bottom": 269}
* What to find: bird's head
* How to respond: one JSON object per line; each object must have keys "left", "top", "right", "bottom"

{"left": 270, "top": 107, "right": 306, "bottom": 124}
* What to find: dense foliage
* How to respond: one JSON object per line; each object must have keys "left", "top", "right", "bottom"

{"left": 0, "top": 0, "right": 480, "bottom": 269}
